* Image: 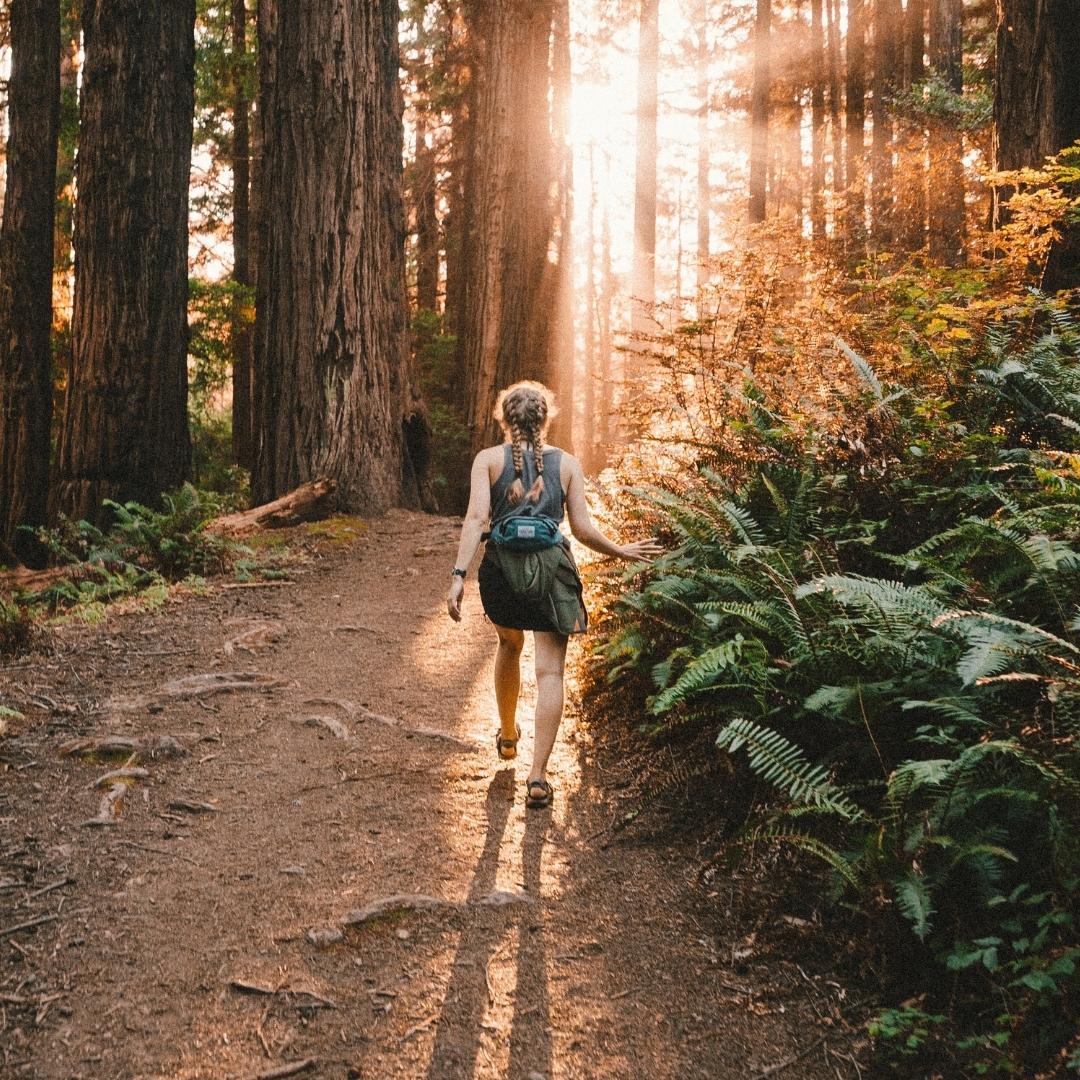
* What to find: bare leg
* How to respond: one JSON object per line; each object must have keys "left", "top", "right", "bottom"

{"left": 529, "top": 631, "right": 569, "bottom": 785}
{"left": 494, "top": 625, "right": 524, "bottom": 742}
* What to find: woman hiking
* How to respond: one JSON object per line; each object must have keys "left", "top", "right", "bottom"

{"left": 446, "top": 381, "right": 661, "bottom": 809}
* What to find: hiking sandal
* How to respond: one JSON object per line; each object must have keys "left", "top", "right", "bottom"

{"left": 496, "top": 723, "right": 521, "bottom": 760}
{"left": 525, "top": 778, "right": 553, "bottom": 809}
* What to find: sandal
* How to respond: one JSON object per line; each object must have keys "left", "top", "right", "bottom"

{"left": 525, "top": 778, "right": 554, "bottom": 809}
{"left": 496, "top": 723, "right": 521, "bottom": 761}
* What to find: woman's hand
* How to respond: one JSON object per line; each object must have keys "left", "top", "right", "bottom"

{"left": 447, "top": 576, "right": 465, "bottom": 621}
{"left": 618, "top": 537, "right": 664, "bottom": 563}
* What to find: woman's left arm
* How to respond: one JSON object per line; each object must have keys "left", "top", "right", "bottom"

{"left": 447, "top": 451, "right": 493, "bottom": 622}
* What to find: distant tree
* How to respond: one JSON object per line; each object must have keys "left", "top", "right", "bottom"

{"left": 844, "top": 0, "right": 868, "bottom": 250}
{"left": 748, "top": 0, "right": 771, "bottom": 223}
{"left": 633, "top": 0, "right": 660, "bottom": 326}
{"left": 896, "top": 0, "right": 927, "bottom": 251}
{"left": 810, "top": 0, "right": 826, "bottom": 239}
{"left": 0, "top": 0, "right": 60, "bottom": 564}
{"left": 871, "top": 0, "right": 900, "bottom": 242}
{"left": 254, "top": 0, "right": 433, "bottom": 511}
{"left": 696, "top": 0, "right": 712, "bottom": 285}
{"left": 927, "top": 0, "right": 965, "bottom": 265}
{"left": 55, "top": 0, "right": 196, "bottom": 524}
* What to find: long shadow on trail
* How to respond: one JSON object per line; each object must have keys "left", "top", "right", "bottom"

{"left": 425, "top": 770, "right": 553, "bottom": 1080}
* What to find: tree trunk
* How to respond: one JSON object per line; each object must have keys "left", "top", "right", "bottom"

{"left": 826, "top": 0, "right": 844, "bottom": 213}
{"left": 254, "top": 0, "right": 423, "bottom": 512}
{"left": 55, "top": 0, "right": 195, "bottom": 525}
{"left": 896, "top": 0, "right": 927, "bottom": 251}
{"left": 231, "top": 0, "right": 255, "bottom": 471}
{"left": 993, "top": 0, "right": 1080, "bottom": 288}
{"left": 598, "top": 159, "right": 615, "bottom": 464}
{"left": 632, "top": 0, "right": 660, "bottom": 334}
{"left": 583, "top": 144, "right": 599, "bottom": 471}
{"left": 0, "top": 0, "right": 60, "bottom": 565}
{"left": 927, "top": 0, "right": 965, "bottom": 265}
{"left": 748, "top": 0, "right": 771, "bottom": 223}
{"left": 810, "top": 0, "right": 826, "bottom": 239}
{"left": 552, "top": 0, "right": 575, "bottom": 453}
{"left": 871, "top": 0, "right": 900, "bottom": 243}
{"left": 845, "top": 0, "right": 868, "bottom": 251}
{"left": 696, "top": 2, "right": 711, "bottom": 288}
{"left": 459, "top": 0, "right": 570, "bottom": 454}
{"left": 414, "top": 110, "right": 440, "bottom": 314}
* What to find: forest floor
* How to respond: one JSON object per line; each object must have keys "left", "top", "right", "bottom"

{"left": 0, "top": 510, "right": 867, "bottom": 1080}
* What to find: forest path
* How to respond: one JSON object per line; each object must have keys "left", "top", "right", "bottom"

{"left": 0, "top": 510, "right": 848, "bottom": 1080}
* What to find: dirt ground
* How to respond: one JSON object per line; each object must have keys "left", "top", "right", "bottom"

{"left": 0, "top": 510, "right": 867, "bottom": 1079}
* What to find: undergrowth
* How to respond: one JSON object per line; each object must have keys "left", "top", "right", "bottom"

{"left": 588, "top": 259, "right": 1080, "bottom": 1073}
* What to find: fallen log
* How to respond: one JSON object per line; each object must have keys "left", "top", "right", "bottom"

{"left": 209, "top": 478, "right": 336, "bottom": 538}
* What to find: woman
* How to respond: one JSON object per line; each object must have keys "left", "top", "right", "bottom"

{"left": 446, "top": 381, "right": 661, "bottom": 809}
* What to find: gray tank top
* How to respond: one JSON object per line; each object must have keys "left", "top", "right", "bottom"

{"left": 489, "top": 444, "right": 565, "bottom": 526}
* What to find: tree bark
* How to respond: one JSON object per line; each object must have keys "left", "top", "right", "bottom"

{"left": 53, "top": 4, "right": 78, "bottom": 325}
{"left": 993, "top": 0, "right": 1080, "bottom": 288}
{"left": 748, "top": 0, "right": 771, "bottom": 223}
{"left": 927, "top": 0, "right": 965, "bottom": 265}
{"left": 55, "top": 0, "right": 195, "bottom": 526}
{"left": 632, "top": 0, "right": 660, "bottom": 334}
{"left": 254, "top": 0, "right": 424, "bottom": 512}
{"left": 230, "top": 0, "right": 255, "bottom": 470}
{"left": 845, "top": 0, "right": 868, "bottom": 251}
{"left": 459, "top": 0, "right": 570, "bottom": 454}
{"left": 414, "top": 110, "right": 440, "bottom": 314}
{"left": 0, "top": 0, "right": 60, "bottom": 565}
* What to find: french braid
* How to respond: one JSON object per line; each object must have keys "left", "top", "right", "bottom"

{"left": 495, "top": 382, "right": 555, "bottom": 505}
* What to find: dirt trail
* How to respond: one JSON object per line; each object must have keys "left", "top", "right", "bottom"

{"left": 0, "top": 511, "right": 855, "bottom": 1079}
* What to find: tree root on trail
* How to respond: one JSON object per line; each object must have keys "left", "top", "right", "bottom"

{"left": 106, "top": 671, "right": 291, "bottom": 712}
{"left": 301, "top": 697, "right": 477, "bottom": 750}
{"left": 91, "top": 767, "right": 148, "bottom": 788}
{"left": 338, "top": 888, "right": 533, "bottom": 930}
{"left": 81, "top": 782, "right": 126, "bottom": 827}
{"left": 251, "top": 1059, "right": 317, "bottom": 1080}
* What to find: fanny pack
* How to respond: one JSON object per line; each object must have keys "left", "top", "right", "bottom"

{"left": 487, "top": 514, "right": 562, "bottom": 552}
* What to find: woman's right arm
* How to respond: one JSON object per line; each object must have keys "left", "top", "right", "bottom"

{"left": 447, "top": 450, "right": 493, "bottom": 621}
{"left": 564, "top": 455, "right": 662, "bottom": 562}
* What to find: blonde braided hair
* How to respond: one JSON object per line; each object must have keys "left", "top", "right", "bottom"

{"left": 494, "top": 381, "right": 557, "bottom": 505}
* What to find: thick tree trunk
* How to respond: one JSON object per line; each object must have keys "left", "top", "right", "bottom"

{"left": 231, "top": 0, "right": 255, "bottom": 471}
{"left": 810, "top": 0, "right": 826, "bottom": 239}
{"left": 927, "top": 0, "right": 965, "bottom": 265}
{"left": 632, "top": 0, "right": 660, "bottom": 334}
{"left": 696, "top": 2, "right": 711, "bottom": 286}
{"left": 993, "top": 0, "right": 1080, "bottom": 288}
{"left": 896, "top": 0, "right": 927, "bottom": 251}
{"left": 0, "top": 0, "right": 60, "bottom": 565}
{"left": 254, "top": 0, "right": 422, "bottom": 512}
{"left": 55, "top": 0, "right": 195, "bottom": 526}
{"left": 871, "top": 0, "right": 900, "bottom": 243}
{"left": 598, "top": 166, "right": 615, "bottom": 464}
{"left": 748, "top": 0, "right": 771, "bottom": 223}
{"left": 845, "top": 0, "right": 868, "bottom": 251}
{"left": 459, "top": 0, "right": 570, "bottom": 454}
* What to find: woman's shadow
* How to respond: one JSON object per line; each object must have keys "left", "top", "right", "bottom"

{"left": 425, "top": 770, "right": 553, "bottom": 1079}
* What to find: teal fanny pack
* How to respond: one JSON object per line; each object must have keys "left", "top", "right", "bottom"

{"left": 488, "top": 515, "right": 562, "bottom": 552}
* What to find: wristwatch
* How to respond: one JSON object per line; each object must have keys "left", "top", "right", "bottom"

{"left": 451, "top": 568, "right": 467, "bottom": 579}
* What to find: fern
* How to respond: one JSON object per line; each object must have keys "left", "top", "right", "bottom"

{"left": 716, "top": 718, "right": 864, "bottom": 822}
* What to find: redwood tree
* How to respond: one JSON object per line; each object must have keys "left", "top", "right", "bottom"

{"left": 254, "top": 0, "right": 431, "bottom": 511}
{"left": 927, "top": 0, "right": 965, "bottom": 265}
{"left": 993, "top": 0, "right": 1080, "bottom": 287}
{"left": 632, "top": 0, "right": 660, "bottom": 327}
{"left": 458, "top": 0, "right": 572, "bottom": 454}
{"left": 0, "top": 0, "right": 60, "bottom": 564}
{"left": 748, "top": 0, "right": 771, "bottom": 223}
{"left": 55, "top": 0, "right": 195, "bottom": 524}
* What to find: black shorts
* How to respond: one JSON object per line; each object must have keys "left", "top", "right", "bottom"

{"left": 477, "top": 544, "right": 587, "bottom": 633}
